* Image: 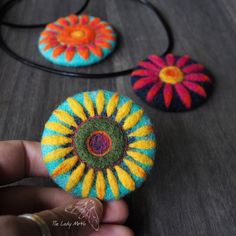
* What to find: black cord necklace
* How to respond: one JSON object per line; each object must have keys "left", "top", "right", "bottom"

{"left": 0, "top": 0, "right": 173, "bottom": 79}
{"left": 2, "top": 0, "right": 90, "bottom": 28}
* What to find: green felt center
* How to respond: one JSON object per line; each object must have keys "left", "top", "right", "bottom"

{"left": 74, "top": 117, "right": 126, "bottom": 169}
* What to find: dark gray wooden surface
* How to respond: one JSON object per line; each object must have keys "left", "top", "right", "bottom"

{"left": 0, "top": 0, "right": 236, "bottom": 235}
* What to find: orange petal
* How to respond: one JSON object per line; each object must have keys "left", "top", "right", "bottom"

{"left": 44, "top": 41, "right": 60, "bottom": 51}
{"left": 39, "top": 37, "right": 55, "bottom": 44}
{"left": 90, "top": 17, "right": 101, "bottom": 27}
{"left": 98, "top": 28, "right": 113, "bottom": 35}
{"left": 80, "top": 15, "right": 89, "bottom": 25}
{"left": 52, "top": 45, "right": 67, "bottom": 58}
{"left": 68, "top": 15, "right": 79, "bottom": 25}
{"left": 95, "top": 40, "right": 112, "bottom": 49}
{"left": 88, "top": 45, "right": 103, "bottom": 58}
{"left": 47, "top": 23, "right": 63, "bottom": 32}
{"left": 57, "top": 18, "right": 70, "bottom": 27}
{"left": 65, "top": 46, "right": 76, "bottom": 61}
{"left": 95, "top": 22, "right": 109, "bottom": 29}
{"left": 97, "top": 34, "right": 116, "bottom": 41}
{"left": 41, "top": 31, "right": 57, "bottom": 37}
{"left": 78, "top": 46, "right": 90, "bottom": 60}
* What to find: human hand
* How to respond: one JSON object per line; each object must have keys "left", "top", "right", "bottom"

{"left": 0, "top": 141, "right": 134, "bottom": 236}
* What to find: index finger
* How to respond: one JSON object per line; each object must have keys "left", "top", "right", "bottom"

{"left": 0, "top": 140, "right": 48, "bottom": 185}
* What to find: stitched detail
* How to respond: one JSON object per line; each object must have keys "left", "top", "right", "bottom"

{"left": 52, "top": 156, "right": 79, "bottom": 177}
{"left": 128, "top": 125, "right": 153, "bottom": 137}
{"left": 45, "top": 122, "right": 73, "bottom": 135}
{"left": 66, "top": 163, "right": 85, "bottom": 191}
{"left": 123, "top": 110, "right": 144, "bottom": 130}
{"left": 106, "top": 93, "right": 119, "bottom": 117}
{"left": 114, "top": 166, "right": 135, "bottom": 191}
{"left": 96, "top": 90, "right": 105, "bottom": 115}
{"left": 82, "top": 169, "right": 95, "bottom": 197}
{"left": 107, "top": 168, "right": 119, "bottom": 199}
{"left": 96, "top": 171, "right": 106, "bottom": 200}
{"left": 44, "top": 147, "right": 73, "bottom": 163}
{"left": 126, "top": 150, "right": 154, "bottom": 166}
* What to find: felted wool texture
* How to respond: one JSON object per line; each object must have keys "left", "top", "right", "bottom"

{"left": 131, "top": 54, "right": 214, "bottom": 112}
{"left": 38, "top": 15, "right": 117, "bottom": 67}
{"left": 41, "top": 90, "right": 157, "bottom": 201}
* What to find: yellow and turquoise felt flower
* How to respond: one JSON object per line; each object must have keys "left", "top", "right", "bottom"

{"left": 41, "top": 91, "right": 157, "bottom": 201}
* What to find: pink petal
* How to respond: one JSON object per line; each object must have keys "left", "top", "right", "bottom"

{"left": 163, "top": 84, "right": 173, "bottom": 108}
{"left": 175, "top": 83, "right": 192, "bottom": 109}
{"left": 138, "top": 61, "right": 160, "bottom": 72}
{"left": 133, "top": 78, "right": 156, "bottom": 90}
{"left": 176, "top": 55, "right": 190, "bottom": 68}
{"left": 165, "top": 54, "right": 175, "bottom": 66}
{"left": 183, "top": 81, "right": 207, "bottom": 97}
{"left": 132, "top": 69, "right": 157, "bottom": 77}
{"left": 146, "top": 82, "right": 163, "bottom": 102}
{"left": 148, "top": 55, "right": 166, "bottom": 68}
{"left": 185, "top": 73, "right": 211, "bottom": 83}
{"left": 182, "top": 64, "right": 204, "bottom": 74}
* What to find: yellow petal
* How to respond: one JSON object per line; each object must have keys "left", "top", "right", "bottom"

{"left": 128, "top": 125, "right": 154, "bottom": 137}
{"left": 123, "top": 110, "right": 144, "bottom": 130}
{"left": 53, "top": 110, "right": 78, "bottom": 128}
{"left": 45, "top": 122, "right": 73, "bottom": 135}
{"left": 52, "top": 156, "right": 79, "bottom": 177}
{"left": 114, "top": 166, "right": 135, "bottom": 191}
{"left": 84, "top": 92, "right": 95, "bottom": 117}
{"left": 106, "top": 93, "right": 119, "bottom": 117}
{"left": 96, "top": 171, "right": 106, "bottom": 200}
{"left": 96, "top": 90, "right": 105, "bottom": 115}
{"left": 129, "top": 140, "right": 156, "bottom": 149}
{"left": 44, "top": 147, "right": 73, "bottom": 163}
{"left": 123, "top": 159, "right": 147, "bottom": 178}
{"left": 41, "top": 136, "right": 72, "bottom": 146}
{"left": 66, "top": 163, "right": 86, "bottom": 191}
{"left": 106, "top": 168, "right": 119, "bottom": 199}
{"left": 82, "top": 169, "right": 95, "bottom": 197}
{"left": 67, "top": 97, "right": 87, "bottom": 121}
{"left": 126, "top": 150, "right": 154, "bottom": 166}
{"left": 115, "top": 101, "right": 132, "bottom": 123}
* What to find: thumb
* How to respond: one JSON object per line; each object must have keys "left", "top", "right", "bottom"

{"left": 36, "top": 198, "right": 103, "bottom": 236}
{"left": 0, "top": 198, "right": 103, "bottom": 236}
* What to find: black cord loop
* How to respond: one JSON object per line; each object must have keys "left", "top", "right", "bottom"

{"left": 2, "top": 0, "right": 90, "bottom": 28}
{"left": 0, "top": 0, "right": 174, "bottom": 79}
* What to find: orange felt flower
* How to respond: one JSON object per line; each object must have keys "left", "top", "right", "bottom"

{"left": 40, "top": 15, "right": 116, "bottom": 62}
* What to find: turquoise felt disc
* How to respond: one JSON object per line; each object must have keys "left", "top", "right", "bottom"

{"left": 38, "top": 15, "right": 117, "bottom": 67}
{"left": 41, "top": 90, "right": 157, "bottom": 201}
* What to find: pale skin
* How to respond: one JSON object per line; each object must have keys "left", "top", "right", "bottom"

{"left": 0, "top": 141, "right": 134, "bottom": 236}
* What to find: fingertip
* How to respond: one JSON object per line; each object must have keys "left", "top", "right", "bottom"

{"left": 89, "top": 224, "right": 134, "bottom": 236}
{"left": 102, "top": 199, "right": 129, "bottom": 224}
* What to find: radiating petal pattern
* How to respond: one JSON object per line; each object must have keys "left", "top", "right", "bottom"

{"left": 39, "top": 15, "right": 117, "bottom": 67}
{"left": 41, "top": 91, "right": 156, "bottom": 201}
{"left": 131, "top": 54, "right": 213, "bottom": 112}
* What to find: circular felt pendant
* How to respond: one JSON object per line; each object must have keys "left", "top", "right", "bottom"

{"left": 38, "top": 15, "right": 117, "bottom": 67}
{"left": 41, "top": 90, "right": 156, "bottom": 201}
{"left": 131, "top": 54, "right": 213, "bottom": 112}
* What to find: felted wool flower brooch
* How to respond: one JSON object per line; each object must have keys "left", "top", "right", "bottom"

{"left": 39, "top": 15, "right": 117, "bottom": 67}
{"left": 41, "top": 91, "right": 156, "bottom": 201}
{"left": 131, "top": 54, "right": 213, "bottom": 112}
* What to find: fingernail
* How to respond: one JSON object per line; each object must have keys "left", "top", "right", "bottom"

{"left": 65, "top": 198, "right": 103, "bottom": 232}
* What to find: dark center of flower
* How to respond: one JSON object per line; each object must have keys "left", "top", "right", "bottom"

{"left": 86, "top": 131, "right": 112, "bottom": 157}
{"left": 159, "top": 66, "right": 184, "bottom": 84}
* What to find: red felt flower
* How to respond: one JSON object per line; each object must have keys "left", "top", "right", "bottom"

{"left": 131, "top": 54, "right": 213, "bottom": 111}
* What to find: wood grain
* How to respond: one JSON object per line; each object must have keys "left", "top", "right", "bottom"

{"left": 0, "top": 0, "right": 236, "bottom": 235}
